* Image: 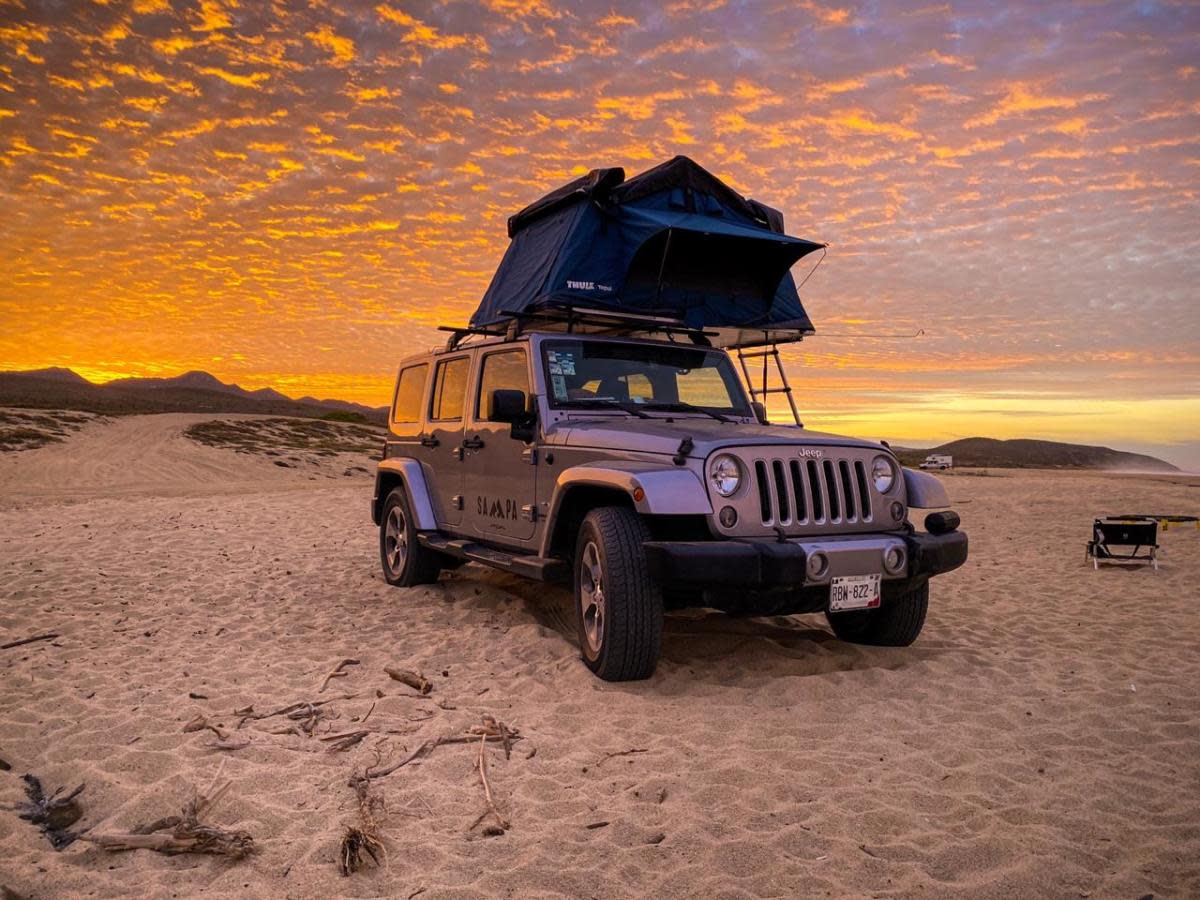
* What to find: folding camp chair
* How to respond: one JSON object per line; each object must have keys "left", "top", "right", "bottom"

{"left": 1085, "top": 518, "right": 1159, "bottom": 570}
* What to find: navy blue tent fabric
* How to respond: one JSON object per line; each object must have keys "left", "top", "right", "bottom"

{"left": 471, "top": 157, "right": 824, "bottom": 340}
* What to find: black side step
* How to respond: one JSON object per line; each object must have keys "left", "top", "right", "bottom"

{"left": 418, "top": 533, "right": 569, "bottom": 583}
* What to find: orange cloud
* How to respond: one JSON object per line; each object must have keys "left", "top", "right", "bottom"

{"left": 306, "top": 24, "right": 355, "bottom": 66}
{"left": 966, "top": 82, "right": 1108, "bottom": 128}
{"left": 197, "top": 66, "right": 271, "bottom": 88}
{"left": 376, "top": 6, "right": 489, "bottom": 52}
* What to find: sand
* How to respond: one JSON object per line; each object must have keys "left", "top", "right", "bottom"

{"left": 1, "top": 414, "right": 1197, "bottom": 899}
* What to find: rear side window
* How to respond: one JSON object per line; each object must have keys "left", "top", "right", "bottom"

{"left": 391, "top": 364, "right": 428, "bottom": 424}
{"left": 431, "top": 356, "right": 470, "bottom": 421}
{"left": 476, "top": 349, "right": 529, "bottom": 419}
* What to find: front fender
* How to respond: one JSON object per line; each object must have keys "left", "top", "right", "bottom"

{"left": 373, "top": 459, "right": 438, "bottom": 529}
{"left": 551, "top": 461, "right": 713, "bottom": 517}
{"left": 902, "top": 466, "right": 950, "bottom": 509}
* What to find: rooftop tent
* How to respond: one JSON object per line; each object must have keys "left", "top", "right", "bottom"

{"left": 469, "top": 157, "right": 824, "bottom": 347}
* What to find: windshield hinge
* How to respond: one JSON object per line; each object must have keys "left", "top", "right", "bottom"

{"left": 673, "top": 436, "right": 694, "bottom": 466}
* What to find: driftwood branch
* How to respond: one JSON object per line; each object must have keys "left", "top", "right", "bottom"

{"left": 19, "top": 776, "right": 85, "bottom": 849}
{"left": 82, "top": 768, "right": 254, "bottom": 859}
{"left": 384, "top": 667, "right": 432, "bottom": 694}
{"left": 183, "top": 715, "right": 229, "bottom": 741}
{"left": 2, "top": 632, "right": 59, "bottom": 651}
{"left": 352, "top": 717, "right": 520, "bottom": 785}
{"left": 319, "top": 658, "right": 360, "bottom": 693}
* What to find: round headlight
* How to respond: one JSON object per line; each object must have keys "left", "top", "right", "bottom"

{"left": 871, "top": 455, "right": 896, "bottom": 493}
{"left": 708, "top": 454, "right": 742, "bottom": 497}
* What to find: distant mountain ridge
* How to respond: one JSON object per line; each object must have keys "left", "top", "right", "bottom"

{"left": 0, "top": 368, "right": 387, "bottom": 425}
{"left": 895, "top": 437, "right": 1178, "bottom": 472}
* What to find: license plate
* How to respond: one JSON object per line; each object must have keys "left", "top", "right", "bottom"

{"left": 829, "top": 574, "right": 881, "bottom": 612}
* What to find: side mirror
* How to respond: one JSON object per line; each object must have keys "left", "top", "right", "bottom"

{"left": 489, "top": 389, "right": 527, "bottom": 423}
{"left": 751, "top": 401, "right": 769, "bottom": 425}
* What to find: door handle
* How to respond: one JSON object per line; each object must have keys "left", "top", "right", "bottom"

{"left": 419, "top": 435, "right": 440, "bottom": 448}
{"left": 462, "top": 436, "right": 485, "bottom": 450}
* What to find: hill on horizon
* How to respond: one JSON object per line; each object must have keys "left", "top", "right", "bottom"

{"left": 0, "top": 368, "right": 387, "bottom": 425}
{"left": 895, "top": 437, "right": 1178, "bottom": 472}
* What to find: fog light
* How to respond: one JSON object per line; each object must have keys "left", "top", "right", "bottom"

{"left": 890, "top": 501, "right": 905, "bottom": 522}
{"left": 883, "top": 546, "right": 905, "bottom": 574}
{"left": 719, "top": 506, "right": 738, "bottom": 528}
{"left": 807, "top": 551, "right": 829, "bottom": 580}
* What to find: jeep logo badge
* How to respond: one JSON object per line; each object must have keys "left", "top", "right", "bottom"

{"left": 797, "top": 448, "right": 823, "bottom": 459}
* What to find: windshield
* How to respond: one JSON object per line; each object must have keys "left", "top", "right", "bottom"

{"left": 542, "top": 339, "right": 751, "bottom": 416}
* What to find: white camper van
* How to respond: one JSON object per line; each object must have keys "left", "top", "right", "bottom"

{"left": 920, "top": 454, "right": 953, "bottom": 470}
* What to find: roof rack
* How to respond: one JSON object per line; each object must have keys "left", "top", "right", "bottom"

{"left": 499, "top": 306, "right": 717, "bottom": 343}
{"left": 438, "top": 304, "right": 719, "bottom": 350}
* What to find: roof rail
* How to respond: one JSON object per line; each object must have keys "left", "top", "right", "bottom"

{"left": 437, "top": 323, "right": 511, "bottom": 350}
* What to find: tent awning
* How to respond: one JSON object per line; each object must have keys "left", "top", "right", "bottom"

{"left": 622, "top": 207, "right": 821, "bottom": 251}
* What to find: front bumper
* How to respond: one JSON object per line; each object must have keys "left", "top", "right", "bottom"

{"left": 644, "top": 529, "right": 967, "bottom": 590}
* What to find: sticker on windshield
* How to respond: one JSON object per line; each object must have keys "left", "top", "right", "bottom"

{"left": 557, "top": 352, "right": 576, "bottom": 375}
{"left": 551, "top": 374, "right": 567, "bottom": 400}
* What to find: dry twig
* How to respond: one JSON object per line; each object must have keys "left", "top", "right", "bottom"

{"left": 594, "top": 748, "right": 649, "bottom": 767}
{"left": 319, "top": 658, "right": 360, "bottom": 693}
{"left": 236, "top": 696, "right": 350, "bottom": 729}
{"left": 339, "top": 778, "right": 385, "bottom": 876}
{"left": 471, "top": 726, "right": 509, "bottom": 836}
{"left": 1, "top": 632, "right": 59, "bottom": 650}
{"left": 321, "top": 730, "right": 370, "bottom": 753}
{"left": 352, "top": 717, "right": 520, "bottom": 785}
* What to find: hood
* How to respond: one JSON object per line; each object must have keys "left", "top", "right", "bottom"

{"left": 549, "top": 416, "right": 886, "bottom": 458}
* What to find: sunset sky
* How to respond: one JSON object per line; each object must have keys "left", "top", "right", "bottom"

{"left": 1, "top": 1, "right": 1197, "bottom": 466}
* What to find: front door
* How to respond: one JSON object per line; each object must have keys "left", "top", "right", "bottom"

{"left": 463, "top": 347, "right": 537, "bottom": 545}
{"left": 426, "top": 353, "right": 471, "bottom": 528}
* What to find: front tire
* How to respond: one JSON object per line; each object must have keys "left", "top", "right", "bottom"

{"left": 826, "top": 578, "right": 929, "bottom": 646}
{"left": 574, "top": 507, "right": 662, "bottom": 681}
{"left": 379, "top": 488, "right": 441, "bottom": 587}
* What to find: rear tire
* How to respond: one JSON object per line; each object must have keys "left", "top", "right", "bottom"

{"left": 826, "top": 579, "right": 928, "bottom": 646}
{"left": 380, "top": 488, "right": 441, "bottom": 587}
{"left": 574, "top": 507, "right": 662, "bottom": 681}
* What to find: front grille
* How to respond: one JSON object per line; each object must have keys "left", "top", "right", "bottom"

{"left": 753, "top": 453, "right": 873, "bottom": 528}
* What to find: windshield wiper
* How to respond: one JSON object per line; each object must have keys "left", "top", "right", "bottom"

{"left": 642, "top": 401, "right": 732, "bottom": 423}
{"left": 559, "top": 398, "right": 652, "bottom": 419}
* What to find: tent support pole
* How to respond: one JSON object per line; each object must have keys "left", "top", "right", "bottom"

{"left": 654, "top": 228, "right": 674, "bottom": 309}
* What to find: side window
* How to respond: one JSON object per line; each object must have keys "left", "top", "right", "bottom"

{"left": 391, "top": 364, "right": 428, "bottom": 425}
{"left": 431, "top": 356, "right": 470, "bottom": 421}
{"left": 477, "top": 349, "right": 530, "bottom": 419}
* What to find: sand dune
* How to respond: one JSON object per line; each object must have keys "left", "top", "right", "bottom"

{"left": 0, "top": 411, "right": 376, "bottom": 504}
{"left": 1, "top": 415, "right": 1197, "bottom": 899}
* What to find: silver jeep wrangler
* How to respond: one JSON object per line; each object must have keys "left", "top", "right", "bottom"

{"left": 372, "top": 316, "right": 967, "bottom": 681}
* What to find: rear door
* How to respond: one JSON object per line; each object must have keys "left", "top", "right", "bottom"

{"left": 463, "top": 347, "right": 537, "bottom": 544}
{"left": 425, "top": 353, "right": 472, "bottom": 528}
{"left": 387, "top": 359, "right": 429, "bottom": 460}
